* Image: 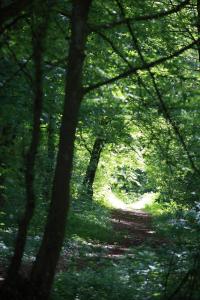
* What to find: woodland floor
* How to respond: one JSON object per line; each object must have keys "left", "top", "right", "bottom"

{"left": 0, "top": 193, "right": 166, "bottom": 280}
{"left": 59, "top": 194, "right": 167, "bottom": 271}
{"left": 108, "top": 191, "right": 166, "bottom": 253}
{"left": 108, "top": 207, "right": 164, "bottom": 256}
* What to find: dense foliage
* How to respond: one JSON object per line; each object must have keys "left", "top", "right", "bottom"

{"left": 0, "top": 0, "right": 200, "bottom": 299}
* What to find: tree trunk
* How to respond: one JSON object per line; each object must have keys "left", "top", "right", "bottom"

{"left": 44, "top": 113, "right": 56, "bottom": 201}
{"left": 47, "top": 114, "right": 55, "bottom": 167}
{"left": 83, "top": 138, "right": 105, "bottom": 198}
{"left": 0, "top": 161, "right": 5, "bottom": 208}
{"left": 1, "top": 7, "right": 48, "bottom": 296}
{"left": 27, "top": 1, "right": 92, "bottom": 299}
{"left": 0, "top": 126, "right": 14, "bottom": 209}
{"left": 197, "top": 0, "right": 200, "bottom": 62}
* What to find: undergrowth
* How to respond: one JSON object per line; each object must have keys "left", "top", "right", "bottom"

{"left": 52, "top": 198, "right": 200, "bottom": 300}
{"left": 1, "top": 194, "right": 200, "bottom": 300}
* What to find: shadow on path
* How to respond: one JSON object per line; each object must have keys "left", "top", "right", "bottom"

{"left": 108, "top": 208, "right": 164, "bottom": 258}
{"left": 65, "top": 192, "right": 167, "bottom": 269}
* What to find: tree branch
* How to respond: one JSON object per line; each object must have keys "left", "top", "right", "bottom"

{"left": 115, "top": 0, "right": 200, "bottom": 174}
{"left": 0, "top": 0, "right": 31, "bottom": 27}
{"left": 93, "top": 28, "right": 155, "bottom": 100}
{"left": 0, "top": 55, "right": 32, "bottom": 90}
{"left": 5, "top": 38, "right": 33, "bottom": 84}
{"left": 93, "top": 0, "right": 190, "bottom": 30}
{"left": 58, "top": 1, "right": 189, "bottom": 32}
{"left": 0, "top": 13, "right": 28, "bottom": 35}
{"left": 84, "top": 39, "right": 198, "bottom": 94}
{"left": 78, "top": 129, "right": 92, "bottom": 155}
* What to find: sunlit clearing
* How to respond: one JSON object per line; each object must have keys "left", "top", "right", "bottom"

{"left": 105, "top": 189, "right": 127, "bottom": 209}
{"left": 105, "top": 188, "right": 155, "bottom": 211}
{"left": 129, "top": 192, "right": 155, "bottom": 210}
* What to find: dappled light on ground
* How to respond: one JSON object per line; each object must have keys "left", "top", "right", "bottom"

{"left": 110, "top": 209, "right": 161, "bottom": 252}
{"left": 65, "top": 192, "right": 163, "bottom": 264}
{"left": 59, "top": 201, "right": 165, "bottom": 270}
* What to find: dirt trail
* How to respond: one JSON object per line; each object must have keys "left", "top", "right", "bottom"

{"left": 67, "top": 204, "right": 166, "bottom": 272}
{"left": 0, "top": 195, "right": 163, "bottom": 278}
{"left": 101, "top": 192, "right": 164, "bottom": 257}
{"left": 108, "top": 208, "right": 160, "bottom": 257}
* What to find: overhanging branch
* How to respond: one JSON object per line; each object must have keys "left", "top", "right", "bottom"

{"left": 115, "top": 0, "right": 200, "bottom": 174}
{"left": 0, "top": 0, "right": 31, "bottom": 27}
{"left": 84, "top": 39, "right": 198, "bottom": 94}
{"left": 94, "top": 0, "right": 190, "bottom": 30}
{"left": 58, "top": 0, "right": 190, "bottom": 32}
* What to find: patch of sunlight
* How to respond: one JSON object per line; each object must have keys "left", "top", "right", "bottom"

{"left": 104, "top": 188, "right": 156, "bottom": 211}
{"left": 105, "top": 189, "right": 127, "bottom": 210}
{"left": 129, "top": 192, "right": 155, "bottom": 210}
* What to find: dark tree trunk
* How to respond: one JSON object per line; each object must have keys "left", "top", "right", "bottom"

{"left": 1, "top": 8, "right": 48, "bottom": 296}
{"left": 44, "top": 113, "right": 56, "bottom": 201}
{"left": 0, "top": 126, "right": 13, "bottom": 209}
{"left": 0, "top": 126, "right": 16, "bottom": 209}
{"left": 47, "top": 114, "right": 55, "bottom": 166}
{"left": 83, "top": 138, "right": 105, "bottom": 198}
{"left": 26, "top": 1, "right": 92, "bottom": 299}
{"left": 197, "top": 0, "right": 200, "bottom": 62}
{"left": 0, "top": 161, "right": 5, "bottom": 208}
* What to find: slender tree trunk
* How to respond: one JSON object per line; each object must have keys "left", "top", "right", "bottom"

{"left": 44, "top": 113, "right": 56, "bottom": 201}
{"left": 197, "top": 0, "right": 200, "bottom": 62}
{"left": 0, "top": 126, "right": 12, "bottom": 209}
{"left": 83, "top": 138, "right": 105, "bottom": 198}
{"left": 0, "top": 162, "right": 5, "bottom": 208}
{"left": 27, "top": 1, "right": 92, "bottom": 299}
{"left": 47, "top": 114, "right": 55, "bottom": 166}
{"left": 1, "top": 8, "right": 48, "bottom": 296}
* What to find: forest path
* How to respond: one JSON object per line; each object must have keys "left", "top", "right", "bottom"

{"left": 105, "top": 191, "right": 162, "bottom": 257}
{"left": 108, "top": 208, "right": 157, "bottom": 257}
{"left": 58, "top": 192, "right": 164, "bottom": 271}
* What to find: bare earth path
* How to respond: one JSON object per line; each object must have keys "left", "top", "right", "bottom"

{"left": 103, "top": 191, "right": 165, "bottom": 258}
{"left": 109, "top": 208, "right": 161, "bottom": 257}
{"left": 0, "top": 192, "right": 163, "bottom": 279}
{"left": 72, "top": 192, "right": 164, "bottom": 267}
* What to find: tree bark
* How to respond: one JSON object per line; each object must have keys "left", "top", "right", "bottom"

{"left": 197, "top": 0, "right": 200, "bottom": 62}
{"left": 1, "top": 8, "right": 48, "bottom": 296}
{"left": 83, "top": 138, "right": 105, "bottom": 198}
{"left": 44, "top": 113, "right": 56, "bottom": 201}
{"left": 27, "top": 1, "right": 92, "bottom": 299}
{"left": 0, "top": 126, "right": 15, "bottom": 209}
